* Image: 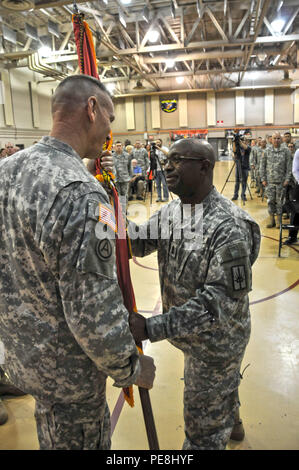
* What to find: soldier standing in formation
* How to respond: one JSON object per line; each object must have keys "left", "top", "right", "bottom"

{"left": 260, "top": 132, "right": 292, "bottom": 228}
{"left": 249, "top": 139, "right": 258, "bottom": 185}
{"left": 0, "top": 75, "right": 155, "bottom": 450}
{"left": 128, "top": 138, "right": 261, "bottom": 450}
{"left": 256, "top": 138, "right": 267, "bottom": 198}
{"left": 249, "top": 139, "right": 260, "bottom": 189}
{"left": 113, "top": 141, "right": 132, "bottom": 215}
{"left": 131, "top": 140, "right": 149, "bottom": 176}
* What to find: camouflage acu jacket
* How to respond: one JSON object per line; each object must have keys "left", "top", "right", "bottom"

{"left": 131, "top": 148, "right": 150, "bottom": 177}
{"left": 128, "top": 188, "right": 260, "bottom": 382}
{"left": 0, "top": 136, "right": 139, "bottom": 415}
{"left": 113, "top": 151, "right": 132, "bottom": 183}
{"left": 260, "top": 146, "right": 292, "bottom": 184}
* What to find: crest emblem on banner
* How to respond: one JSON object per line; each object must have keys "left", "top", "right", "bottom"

{"left": 161, "top": 99, "right": 177, "bottom": 113}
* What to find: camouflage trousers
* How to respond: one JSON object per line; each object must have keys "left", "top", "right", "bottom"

{"left": 265, "top": 183, "right": 284, "bottom": 215}
{"left": 35, "top": 401, "right": 111, "bottom": 450}
{"left": 116, "top": 181, "right": 129, "bottom": 215}
{"left": 128, "top": 176, "right": 146, "bottom": 198}
{"left": 182, "top": 354, "right": 240, "bottom": 450}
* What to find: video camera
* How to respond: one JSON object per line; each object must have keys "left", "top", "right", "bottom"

{"left": 150, "top": 142, "right": 157, "bottom": 151}
{"left": 232, "top": 129, "right": 247, "bottom": 144}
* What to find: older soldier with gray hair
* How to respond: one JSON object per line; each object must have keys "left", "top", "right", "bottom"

{"left": 128, "top": 138, "right": 261, "bottom": 450}
{"left": 260, "top": 132, "right": 292, "bottom": 228}
{"left": 0, "top": 75, "right": 155, "bottom": 450}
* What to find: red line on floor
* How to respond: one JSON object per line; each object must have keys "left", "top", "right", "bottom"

{"left": 132, "top": 256, "right": 158, "bottom": 271}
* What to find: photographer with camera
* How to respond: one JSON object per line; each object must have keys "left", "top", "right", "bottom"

{"left": 232, "top": 133, "right": 251, "bottom": 202}
{"left": 153, "top": 138, "right": 169, "bottom": 202}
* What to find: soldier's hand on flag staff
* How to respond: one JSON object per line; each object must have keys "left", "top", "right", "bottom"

{"left": 129, "top": 312, "right": 148, "bottom": 343}
{"left": 100, "top": 151, "right": 114, "bottom": 172}
{"left": 134, "top": 355, "right": 156, "bottom": 390}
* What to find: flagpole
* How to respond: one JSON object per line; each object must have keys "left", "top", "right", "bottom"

{"left": 138, "top": 388, "right": 159, "bottom": 450}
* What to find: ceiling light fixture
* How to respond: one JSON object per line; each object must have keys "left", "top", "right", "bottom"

{"left": 271, "top": 17, "right": 285, "bottom": 33}
{"left": 106, "top": 82, "right": 116, "bottom": 93}
{"left": 257, "top": 53, "right": 267, "bottom": 61}
{"left": 38, "top": 46, "right": 52, "bottom": 57}
{"left": 176, "top": 76, "right": 184, "bottom": 84}
{"left": 148, "top": 29, "right": 160, "bottom": 43}
{"left": 165, "top": 58, "right": 175, "bottom": 68}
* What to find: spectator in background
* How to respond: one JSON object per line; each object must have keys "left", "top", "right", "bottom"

{"left": 288, "top": 142, "right": 296, "bottom": 157}
{"left": 260, "top": 132, "right": 292, "bottom": 228}
{"left": 113, "top": 141, "right": 132, "bottom": 215}
{"left": 132, "top": 140, "right": 149, "bottom": 177}
{"left": 284, "top": 148, "right": 299, "bottom": 245}
{"left": 125, "top": 145, "right": 134, "bottom": 157}
{"left": 256, "top": 138, "right": 267, "bottom": 198}
{"left": 128, "top": 159, "right": 145, "bottom": 201}
{"left": 0, "top": 148, "right": 7, "bottom": 159}
{"left": 293, "top": 149, "right": 299, "bottom": 183}
{"left": 249, "top": 139, "right": 258, "bottom": 187}
{"left": 154, "top": 138, "right": 169, "bottom": 202}
{"left": 266, "top": 135, "right": 273, "bottom": 149}
{"left": 232, "top": 137, "right": 251, "bottom": 202}
{"left": 282, "top": 132, "right": 292, "bottom": 148}
{"left": 5, "top": 143, "right": 15, "bottom": 157}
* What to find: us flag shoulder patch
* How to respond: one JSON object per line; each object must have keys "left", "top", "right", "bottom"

{"left": 98, "top": 204, "right": 117, "bottom": 233}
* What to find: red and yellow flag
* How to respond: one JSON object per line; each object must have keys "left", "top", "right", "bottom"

{"left": 72, "top": 12, "right": 139, "bottom": 407}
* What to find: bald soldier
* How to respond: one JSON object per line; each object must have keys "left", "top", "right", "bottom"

{"left": 0, "top": 75, "right": 155, "bottom": 450}
{"left": 128, "top": 138, "right": 261, "bottom": 450}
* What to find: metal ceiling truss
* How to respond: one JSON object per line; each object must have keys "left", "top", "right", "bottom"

{"left": 0, "top": 0, "right": 298, "bottom": 92}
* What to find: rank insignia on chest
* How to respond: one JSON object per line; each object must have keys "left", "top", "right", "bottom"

{"left": 231, "top": 265, "right": 246, "bottom": 291}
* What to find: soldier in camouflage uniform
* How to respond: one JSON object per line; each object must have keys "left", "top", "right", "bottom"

{"left": 128, "top": 138, "right": 261, "bottom": 450}
{"left": 0, "top": 75, "right": 155, "bottom": 450}
{"left": 256, "top": 139, "right": 267, "bottom": 198}
{"left": 113, "top": 141, "right": 132, "bottom": 215}
{"left": 128, "top": 141, "right": 150, "bottom": 201}
{"left": 282, "top": 131, "right": 292, "bottom": 149}
{"left": 260, "top": 132, "right": 292, "bottom": 228}
{"left": 249, "top": 139, "right": 258, "bottom": 185}
{"left": 131, "top": 140, "right": 150, "bottom": 176}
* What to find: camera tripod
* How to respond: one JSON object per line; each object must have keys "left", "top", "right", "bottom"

{"left": 220, "top": 159, "right": 253, "bottom": 206}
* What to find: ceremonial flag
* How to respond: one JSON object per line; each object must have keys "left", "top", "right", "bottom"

{"left": 72, "top": 10, "right": 137, "bottom": 406}
{"left": 72, "top": 15, "right": 159, "bottom": 449}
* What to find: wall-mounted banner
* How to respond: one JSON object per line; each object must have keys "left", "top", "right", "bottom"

{"left": 161, "top": 99, "right": 177, "bottom": 113}
{"left": 170, "top": 129, "right": 208, "bottom": 141}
